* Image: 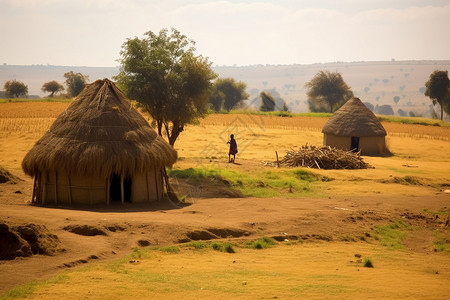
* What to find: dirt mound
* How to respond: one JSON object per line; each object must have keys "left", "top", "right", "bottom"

{"left": 0, "top": 166, "right": 21, "bottom": 184}
{"left": 0, "top": 222, "right": 63, "bottom": 260}
{"left": 184, "top": 228, "right": 249, "bottom": 241}
{"left": 63, "top": 225, "right": 107, "bottom": 236}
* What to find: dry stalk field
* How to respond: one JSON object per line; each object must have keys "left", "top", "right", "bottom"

{"left": 1, "top": 102, "right": 450, "bottom": 299}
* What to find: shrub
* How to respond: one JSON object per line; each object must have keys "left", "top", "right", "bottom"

{"left": 364, "top": 258, "right": 374, "bottom": 268}
{"left": 211, "top": 242, "right": 235, "bottom": 253}
{"left": 246, "top": 237, "right": 277, "bottom": 249}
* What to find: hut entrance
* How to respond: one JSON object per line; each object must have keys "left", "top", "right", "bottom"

{"left": 109, "top": 174, "right": 132, "bottom": 203}
{"left": 350, "top": 136, "right": 360, "bottom": 152}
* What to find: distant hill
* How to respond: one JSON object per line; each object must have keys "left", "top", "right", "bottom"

{"left": 1, "top": 61, "right": 449, "bottom": 117}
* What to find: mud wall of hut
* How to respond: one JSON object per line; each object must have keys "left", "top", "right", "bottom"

{"left": 35, "top": 169, "right": 165, "bottom": 205}
{"left": 323, "top": 134, "right": 386, "bottom": 155}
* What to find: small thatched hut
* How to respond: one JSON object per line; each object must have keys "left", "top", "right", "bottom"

{"left": 22, "top": 79, "right": 177, "bottom": 205}
{"left": 322, "top": 97, "right": 387, "bottom": 155}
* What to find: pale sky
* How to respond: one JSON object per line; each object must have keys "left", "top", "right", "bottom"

{"left": 1, "top": 0, "right": 449, "bottom": 67}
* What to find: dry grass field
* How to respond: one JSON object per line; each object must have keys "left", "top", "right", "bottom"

{"left": 0, "top": 102, "right": 449, "bottom": 299}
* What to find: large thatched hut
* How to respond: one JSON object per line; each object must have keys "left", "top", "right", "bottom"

{"left": 22, "top": 79, "right": 177, "bottom": 205}
{"left": 322, "top": 97, "right": 387, "bottom": 155}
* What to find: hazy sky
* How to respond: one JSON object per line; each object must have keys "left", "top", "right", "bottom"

{"left": 1, "top": 0, "right": 449, "bottom": 67}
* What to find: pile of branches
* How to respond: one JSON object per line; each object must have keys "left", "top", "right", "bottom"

{"left": 265, "top": 144, "right": 372, "bottom": 169}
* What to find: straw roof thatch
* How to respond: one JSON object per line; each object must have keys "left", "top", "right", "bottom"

{"left": 322, "top": 97, "right": 386, "bottom": 137}
{"left": 22, "top": 79, "right": 177, "bottom": 178}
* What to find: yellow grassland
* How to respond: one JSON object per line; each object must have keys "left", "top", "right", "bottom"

{"left": 1, "top": 102, "right": 449, "bottom": 197}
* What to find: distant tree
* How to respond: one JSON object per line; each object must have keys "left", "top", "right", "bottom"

{"left": 3, "top": 80, "right": 28, "bottom": 98}
{"left": 305, "top": 70, "right": 353, "bottom": 113}
{"left": 376, "top": 104, "right": 394, "bottom": 115}
{"left": 363, "top": 102, "right": 374, "bottom": 112}
{"left": 424, "top": 70, "right": 450, "bottom": 120}
{"left": 444, "top": 90, "right": 450, "bottom": 117}
{"left": 41, "top": 80, "right": 64, "bottom": 97}
{"left": 397, "top": 109, "right": 407, "bottom": 117}
{"left": 209, "top": 90, "right": 225, "bottom": 112}
{"left": 115, "top": 28, "right": 217, "bottom": 146}
{"left": 281, "top": 101, "right": 289, "bottom": 112}
{"left": 259, "top": 91, "right": 276, "bottom": 112}
{"left": 393, "top": 96, "right": 400, "bottom": 105}
{"left": 209, "top": 78, "right": 248, "bottom": 112}
{"left": 64, "top": 71, "right": 89, "bottom": 97}
{"left": 307, "top": 99, "right": 329, "bottom": 112}
{"left": 409, "top": 111, "right": 422, "bottom": 117}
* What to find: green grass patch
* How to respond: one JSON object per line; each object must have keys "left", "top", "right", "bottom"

{"left": 434, "top": 240, "right": 449, "bottom": 253}
{"left": 211, "top": 242, "right": 236, "bottom": 253}
{"left": 377, "top": 116, "right": 449, "bottom": 127}
{"left": 183, "top": 241, "right": 210, "bottom": 250}
{"left": 380, "top": 176, "right": 424, "bottom": 186}
{"left": 157, "top": 246, "right": 180, "bottom": 254}
{"left": 424, "top": 208, "right": 449, "bottom": 217}
{"left": 373, "top": 220, "right": 412, "bottom": 249}
{"left": 0, "top": 281, "right": 39, "bottom": 299}
{"left": 433, "top": 232, "right": 450, "bottom": 253}
{"left": 392, "top": 176, "right": 423, "bottom": 185}
{"left": 245, "top": 237, "right": 277, "bottom": 249}
{"left": 215, "top": 110, "right": 332, "bottom": 118}
{"left": 0, "top": 273, "right": 71, "bottom": 299}
{"left": 169, "top": 166, "right": 325, "bottom": 198}
{"left": 131, "top": 247, "right": 147, "bottom": 259}
{"left": 387, "top": 167, "right": 424, "bottom": 174}
{"left": 182, "top": 241, "right": 235, "bottom": 253}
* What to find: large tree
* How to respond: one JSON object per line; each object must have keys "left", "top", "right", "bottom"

{"left": 305, "top": 70, "right": 353, "bottom": 113}
{"left": 64, "top": 71, "right": 89, "bottom": 97}
{"left": 3, "top": 80, "right": 28, "bottom": 98}
{"left": 259, "top": 91, "right": 276, "bottom": 112}
{"left": 209, "top": 78, "right": 248, "bottom": 111}
{"left": 424, "top": 70, "right": 450, "bottom": 120}
{"left": 41, "top": 80, "right": 64, "bottom": 97}
{"left": 115, "top": 28, "right": 217, "bottom": 146}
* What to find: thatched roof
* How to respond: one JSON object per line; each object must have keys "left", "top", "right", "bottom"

{"left": 22, "top": 79, "right": 177, "bottom": 178}
{"left": 322, "top": 97, "right": 387, "bottom": 137}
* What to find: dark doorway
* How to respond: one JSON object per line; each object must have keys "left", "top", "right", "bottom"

{"left": 110, "top": 174, "right": 132, "bottom": 203}
{"left": 350, "top": 136, "right": 360, "bottom": 152}
{"left": 124, "top": 176, "right": 132, "bottom": 202}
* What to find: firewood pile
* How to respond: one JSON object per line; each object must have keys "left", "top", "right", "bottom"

{"left": 264, "top": 144, "right": 372, "bottom": 169}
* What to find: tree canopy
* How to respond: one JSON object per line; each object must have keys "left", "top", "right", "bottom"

{"left": 259, "top": 91, "right": 276, "bottom": 112}
{"left": 375, "top": 104, "right": 394, "bottom": 115}
{"left": 115, "top": 28, "right": 217, "bottom": 146}
{"left": 42, "top": 80, "right": 64, "bottom": 97}
{"left": 64, "top": 71, "right": 89, "bottom": 97}
{"left": 424, "top": 70, "right": 450, "bottom": 120}
{"left": 209, "top": 78, "right": 248, "bottom": 111}
{"left": 3, "top": 80, "right": 28, "bottom": 98}
{"left": 305, "top": 70, "right": 353, "bottom": 113}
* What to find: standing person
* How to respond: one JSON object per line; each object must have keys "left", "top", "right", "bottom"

{"left": 227, "top": 134, "right": 238, "bottom": 163}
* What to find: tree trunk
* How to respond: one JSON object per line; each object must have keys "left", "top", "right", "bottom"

{"left": 441, "top": 104, "right": 444, "bottom": 120}
{"left": 166, "top": 121, "right": 183, "bottom": 146}
{"left": 157, "top": 120, "right": 163, "bottom": 136}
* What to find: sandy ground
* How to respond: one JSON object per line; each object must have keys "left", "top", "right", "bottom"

{"left": 1, "top": 173, "right": 449, "bottom": 294}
